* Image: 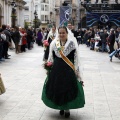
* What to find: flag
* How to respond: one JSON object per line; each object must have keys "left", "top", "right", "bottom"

{"left": 60, "top": 6, "right": 71, "bottom": 26}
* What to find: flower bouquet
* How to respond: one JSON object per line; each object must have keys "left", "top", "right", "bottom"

{"left": 43, "top": 40, "right": 49, "bottom": 47}
{"left": 44, "top": 62, "right": 53, "bottom": 71}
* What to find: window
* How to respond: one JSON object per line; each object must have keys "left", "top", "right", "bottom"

{"left": 41, "top": 15, "right": 44, "bottom": 21}
{"left": 41, "top": 15, "right": 48, "bottom": 21}
{"left": 35, "top": 5, "right": 38, "bottom": 11}
{"left": 25, "top": 6, "right": 29, "bottom": 11}
{"left": 46, "top": 0, "right": 49, "bottom": 3}
{"left": 41, "top": 4, "right": 44, "bottom": 11}
{"left": 24, "top": 15, "right": 29, "bottom": 20}
{"left": 45, "top": 5, "right": 49, "bottom": 11}
{"left": 45, "top": 15, "right": 48, "bottom": 21}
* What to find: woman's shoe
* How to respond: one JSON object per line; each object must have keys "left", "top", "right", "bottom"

{"left": 60, "top": 110, "right": 64, "bottom": 115}
{"left": 65, "top": 111, "right": 70, "bottom": 118}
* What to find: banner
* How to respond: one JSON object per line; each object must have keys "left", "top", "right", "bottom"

{"left": 60, "top": 6, "right": 71, "bottom": 26}
{"left": 86, "top": 12, "right": 120, "bottom": 27}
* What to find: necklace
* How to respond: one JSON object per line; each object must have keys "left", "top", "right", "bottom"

{"left": 60, "top": 40, "right": 67, "bottom": 51}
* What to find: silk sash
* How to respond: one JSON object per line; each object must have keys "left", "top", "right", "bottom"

{"left": 56, "top": 40, "right": 75, "bottom": 71}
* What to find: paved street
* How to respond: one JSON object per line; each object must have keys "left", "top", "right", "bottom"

{"left": 0, "top": 44, "right": 120, "bottom": 120}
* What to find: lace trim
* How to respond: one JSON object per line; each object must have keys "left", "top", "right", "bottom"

{"left": 53, "top": 41, "right": 76, "bottom": 57}
{"left": 74, "top": 50, "right": 79, "bottom": 71}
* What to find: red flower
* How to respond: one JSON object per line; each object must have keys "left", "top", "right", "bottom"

{"left": 43, "top": 40, "right": 49, "bottom": 47}
{"left": 44, "top": 62, "right": 53, "bottom": 71}
{"left": 46, "top": 62, "right": 53, "bottom": 66}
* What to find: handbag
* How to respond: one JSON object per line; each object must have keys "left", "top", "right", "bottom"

{"left": 0, "top": 74, "right": 6, "bottom": 95}
{"left": 114, "top": 41, "right": 118, "bottom": 50}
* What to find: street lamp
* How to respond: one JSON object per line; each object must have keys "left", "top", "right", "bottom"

{"left": 34, "top": 10, "right": 38, "bottom": 36}
{"left": 11, "top": 0, "right": 17, "bottom": 28}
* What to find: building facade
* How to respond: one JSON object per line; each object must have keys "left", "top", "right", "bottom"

{"left": 54, "top": 0, "right": 120, "bottom": 28}
{"left": 0, "top": 0, "right": 26, "bottom": 27}
{"left": 24, "top": 0, "right": 56, "bottom": 28}
{"left": 24, "top": 0, "right": 34, "bottom": 27}
{"left": 39, "top": 0, "right": 56, "bottom": 28}
{"left": 80, "top": 0, "right": 120, "bottom": 28}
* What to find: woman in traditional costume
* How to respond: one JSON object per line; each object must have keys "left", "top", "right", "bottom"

{"left": 44, "top": 25, "right": 57, "bottom": 61}
{"left": 42, "top": 26, "right": 85, "bottom": 118}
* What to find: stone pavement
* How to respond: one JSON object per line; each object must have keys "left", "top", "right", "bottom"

{"left": 0, "top": 44, "right": 120, "bottom": 120}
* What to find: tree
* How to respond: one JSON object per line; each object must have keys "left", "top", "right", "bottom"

{"left": 24, "top": 21, "right": 29, "bottom": 29}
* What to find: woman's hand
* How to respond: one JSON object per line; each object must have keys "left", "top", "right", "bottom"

{"left": 75, "top": 71, "right": 84, "bottom": 86}
{"left": 80, "top": 81, "right": 84, "bottom": 86}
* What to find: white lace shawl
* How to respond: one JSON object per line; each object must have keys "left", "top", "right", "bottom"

{"left": 47, "top": 28, "right": 58, "bottom": 40}
{"left": 47, "top": 37, "right": 82, "bottom": 82}
{"left": 47, "top": 27, "right": 83, "bottom": 82}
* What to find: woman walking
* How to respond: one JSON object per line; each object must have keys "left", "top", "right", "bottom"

{"left": 43, "top": 25, "right": 57, "bottom": 61}
{"left": 42, "top": 26, "right": 85, "bottom": 118}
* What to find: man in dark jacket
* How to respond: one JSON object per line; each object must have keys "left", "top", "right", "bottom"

{"left": 27, "top": 28, "right": 33, "bottom": 50}
{"left": 100, "top": 29, "right": 108, "bottom": 52}
{"left": 108, "top": 29, "right": 115, "bottom": 53}
{"left": 71, "top": 26, "right": 77, "bottom": 39}
{"left": 76, "top": 29, "right": 84, "bottom": 44}
{"left": 2, "top": 25, "right": 11, "bottom": 59}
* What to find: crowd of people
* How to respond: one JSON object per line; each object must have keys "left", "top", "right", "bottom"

{"left": 1, "top": 23, "right": 119, "bottom": 63}
{"left": 70, "top": 26, "right": 120, "bottom": 62}
{"left": 0, "top": 24, "right": 38, "bottom": 63}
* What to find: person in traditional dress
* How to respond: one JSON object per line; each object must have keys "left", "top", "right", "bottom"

{"left": 42, "top": 26, "right": 85, "bottom": 118}
{"left": 43, "top": 25, "right": 57, "bottom": 61}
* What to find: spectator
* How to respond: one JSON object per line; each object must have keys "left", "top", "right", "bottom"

{"left": 36, "top": 29, "right": 43, "bottom": 46}
{"left": 26, "top": 28, "right": 33, "bottom": 50}
{"left": 108, "top": 29, "right": 115, "bottom": 54}
{"left": 100, "top": 29, "right": 108, "bottom": 52}
{"left": 12, "top": 26, "right": 21, "bottom": 54}
{"left": 2, "top": 25, "right": 11, "bottom": 59}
